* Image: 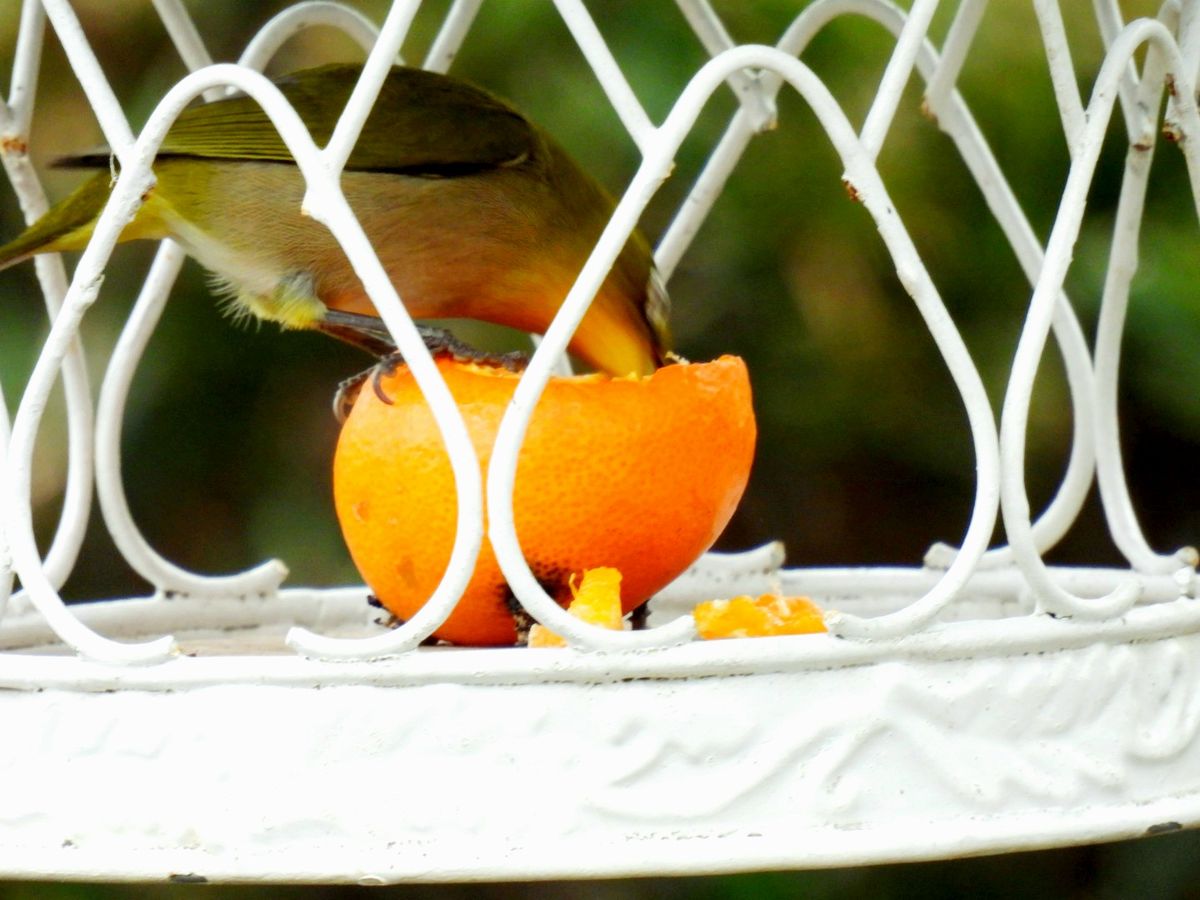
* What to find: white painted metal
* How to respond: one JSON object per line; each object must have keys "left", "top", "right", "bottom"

{"left": 0, "top": 0, "right": 93, "bottom": 610}
{"left": 238, "top": 2, "right": 380, "bottom": 74}
{"left": 0, "top": 0, "right": 1198, "bottom": 881}
{"left": 1, "top": 573, "right": 1199, "bottom": 882}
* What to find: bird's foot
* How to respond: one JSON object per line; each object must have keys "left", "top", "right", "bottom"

{"left": 317, "top": 309, "right": 399, "bottom": 358}
{"left": 414, "top": 326, "right": 530, "bottom": 373}
{"left": 331, "top": 324, "right": 529, "bottom": 422}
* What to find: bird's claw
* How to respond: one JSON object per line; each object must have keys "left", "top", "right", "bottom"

{"left": 332, "top": 326, "right": 530, "bottom": 422}
{"left": 332, "top": 371, "right": 367, "bottom": 423}
{"left": 371, "top": 351, "right": 406, "bottom": 406}
{"left": 416, "top": 326, "right": 530, "bottom": 373}
{"left": 330, "top": 352, "right": 405, "bottom": 422}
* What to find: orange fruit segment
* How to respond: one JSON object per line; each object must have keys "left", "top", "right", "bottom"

{"left": 334, "top": 355, "right": 756, "bottom": 646}
{"left": 528, "top": 567, "right": 625, "bottom": 647}
{"left": 693, "top": 594, "right": 827, "bottom": 639}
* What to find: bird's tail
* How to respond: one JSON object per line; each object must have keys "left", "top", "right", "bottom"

{"left": 0, "top": 169, "right": 114, "bottom": 272}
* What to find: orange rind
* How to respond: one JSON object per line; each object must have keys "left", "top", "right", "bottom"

{"left": 334, "top": 355, "right": 756, "bottom": 645}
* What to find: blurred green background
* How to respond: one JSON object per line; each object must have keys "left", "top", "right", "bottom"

{"left": 3, "top": 0, "right": 1200, "bottom": 895}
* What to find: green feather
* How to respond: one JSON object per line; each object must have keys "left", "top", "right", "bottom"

{"left": 62, "top": 64, "right": 538, "bottom": 176}
{"left": 0, "top": 170, "right": 114, "bottom": 269}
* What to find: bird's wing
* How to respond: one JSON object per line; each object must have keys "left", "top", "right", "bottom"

{"left": 62, "top": 64, "right": 538, "bottom": 176}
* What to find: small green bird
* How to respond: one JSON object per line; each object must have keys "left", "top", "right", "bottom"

{"left": 0, "top": 64, "right": 671, "bottom": 376}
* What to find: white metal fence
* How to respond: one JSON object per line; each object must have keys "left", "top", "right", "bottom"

{"left": 0, "top": 0, "right": 1197, "bottom": 664}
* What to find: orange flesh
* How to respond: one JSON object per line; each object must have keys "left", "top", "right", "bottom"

{"left": 528, "top": 567, "right": 625, "bottom": 647}
{"left": 693, "top": 594, "right": 827, "bottom": 639}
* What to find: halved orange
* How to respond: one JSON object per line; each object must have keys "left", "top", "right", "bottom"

{"left": 333, "top": 355, "right": 755, "bottom": 645}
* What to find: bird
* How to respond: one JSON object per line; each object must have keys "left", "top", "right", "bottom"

{"left": 0, "top": 63, "right": 671, "bottom": 377}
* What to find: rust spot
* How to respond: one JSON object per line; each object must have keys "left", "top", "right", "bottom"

{"left": 842, "top": 178, "right": 862, "bottom": 203}
{"left": 1165, "top": 72, "right": 1178, "bottom": 98}
{"left": 1163, "top": 124, "right": 1183, "bottom": 143}
{"left": 1133, "top": 140, "right": 1153, "bottom": 152}
{"left": 0, "top": 135, "right": 28, "bottom": 155}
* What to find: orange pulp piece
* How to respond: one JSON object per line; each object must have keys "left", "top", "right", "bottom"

{"left": 528, "top": 566, "right": 625, "bottom": 647}
{"left": 693, "top": 594, "right": 827, "bottom": 639}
